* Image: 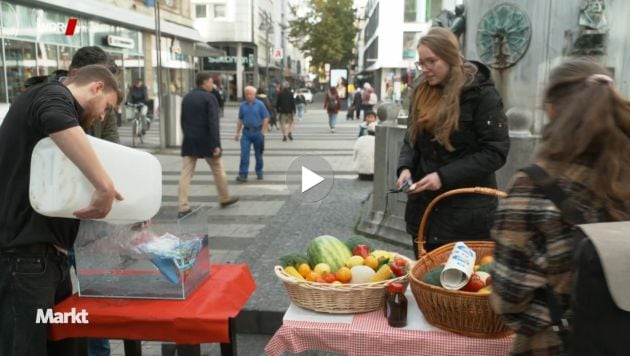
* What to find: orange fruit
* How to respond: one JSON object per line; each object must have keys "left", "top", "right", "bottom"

{"left": 306, "top": 271, "right": 321, "bottom": 282}
{"left": 363, "top": 255, "right": 379, "bottom": 270}
{"left": 298, "top": 263, "right": 312, "bottom": 278}
{"left": 335, "top": 267, "right": 352, "bottom": 283}
{"left": 479, "top": 255, "right": 494, "bottom": 265}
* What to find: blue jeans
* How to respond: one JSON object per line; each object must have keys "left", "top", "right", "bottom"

{"left": 328, "top": 113, "right": 337, "bottom": 129}
{"left": 296, "top": 103, "right": 305, "bottom": 120}
{"left": 239, "top": 130, "right": 264, "bottom": 177}
{"left": 87, "top": 339, "right": 110, "bottom": 356}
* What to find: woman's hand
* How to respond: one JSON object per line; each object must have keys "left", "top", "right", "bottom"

{"left": 408, "top": 172, "right": 442, "bottom": 194}
{"left": 396, "top": 169, "right": 412, "bottom": 189}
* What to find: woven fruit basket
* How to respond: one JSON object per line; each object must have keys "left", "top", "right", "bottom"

{"left": 275, "top": 254, "right": 413, "bottom": 314}
{"left": 409, "top": 187, "right": 513, "bottom": 338}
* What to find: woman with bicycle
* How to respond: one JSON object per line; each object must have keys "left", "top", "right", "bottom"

{"left": 396, "top": 27, "right": 510, "bottom": 258}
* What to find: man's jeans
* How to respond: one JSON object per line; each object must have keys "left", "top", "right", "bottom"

{"left": 296, "top": 103, "right": 305, "bottom": 120}
{"left": 328, "top": 113, "right": 338, "bottom": 129}
{"left": 0, "top": 246, "right": 71, "bottom": 356}
{"left": 239, "top": 129, "right": 264, "bottom": 177}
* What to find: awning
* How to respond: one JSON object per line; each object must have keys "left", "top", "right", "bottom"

{"left": 194, "top": 43, "right": 226, "bottom": 57}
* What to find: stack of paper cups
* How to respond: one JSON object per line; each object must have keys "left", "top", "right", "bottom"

{"left": 440, "top": 242, "right": 476, "bottom": 290}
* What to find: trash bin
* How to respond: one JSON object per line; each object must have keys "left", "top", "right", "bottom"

{"left": 163, "top": 94, "right": 183, "bottom": 147}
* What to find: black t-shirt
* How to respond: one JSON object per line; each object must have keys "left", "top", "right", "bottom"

{"left": 0, "top": 82, "right": 83, "bottom": 249}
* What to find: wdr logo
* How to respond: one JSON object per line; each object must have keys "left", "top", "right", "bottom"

{"left": 65, "top": 18, "right": 78, "bottom": 36}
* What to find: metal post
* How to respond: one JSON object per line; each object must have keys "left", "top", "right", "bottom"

{"left": 154, "top": 0, "right": 166, "bottom": 149}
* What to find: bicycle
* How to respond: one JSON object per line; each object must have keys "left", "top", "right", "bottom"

{"left": 125, "top": 103, "right": 149, "bottom": 147}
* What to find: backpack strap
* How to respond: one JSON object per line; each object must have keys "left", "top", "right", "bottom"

{"left": 520, "top": 163, "right": 583, "bottom": 352}
{"left": 520, "top": 164, "right": 585, "bottom": 225}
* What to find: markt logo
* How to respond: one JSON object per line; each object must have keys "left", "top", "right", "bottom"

{"left": 65, "top": 18, "right": 78, "bottom": 36}
{"left": 35, "top": 308, "right": 89, "bottom": 324}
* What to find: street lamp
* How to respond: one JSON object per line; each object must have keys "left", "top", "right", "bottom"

{"left": 153, "top": 0, "right": 165, "bottom": 149}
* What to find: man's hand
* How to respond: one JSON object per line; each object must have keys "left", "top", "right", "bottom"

{"left": 74, "top": 188, "right": 124, "bottom": 219}
{"left": 396, "top": 169, "right": 412, "bottom": 189}
{"left": 408, "top": 172, "right": 442, "bottom": 194}
{"left": 213, "top": 147, "right": 222, "bottom": 157}
{"left": 234, "top": 133, "right": 240, "bottom": 141}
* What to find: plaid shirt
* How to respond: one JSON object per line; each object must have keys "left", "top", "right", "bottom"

{"left": 490, "top": 161, "right": 624, "bottom": 356}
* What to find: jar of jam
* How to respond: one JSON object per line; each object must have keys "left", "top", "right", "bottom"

{"left": 386, "top": 282, "right": 407, "bottom": 327}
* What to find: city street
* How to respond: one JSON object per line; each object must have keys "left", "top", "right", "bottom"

{"left": 107, "top": 96, "right": 414, "bottom": 355}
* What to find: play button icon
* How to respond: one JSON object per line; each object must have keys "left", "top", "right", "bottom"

{"left": 286, "top": 156, "right": 334, "bottom": 202}
{"left": 302, "top": 166, "right": 325, "bottom": 193}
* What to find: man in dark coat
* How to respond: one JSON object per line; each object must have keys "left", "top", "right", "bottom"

{"left": 177, "top": 72, "right": 238, "bottom": 218}
{"left": 275, "top": 81, "right": 296, "bottom": 141}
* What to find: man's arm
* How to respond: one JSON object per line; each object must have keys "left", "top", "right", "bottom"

{"left": 235, "top": 120, "right": 243, "bottom": 141}
{"left": 49, "top": 126, "right": 122, "bottom": 219}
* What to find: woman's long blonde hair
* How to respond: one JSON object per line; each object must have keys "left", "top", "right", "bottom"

{"left": 541, "top": 58, "right": 630, "bottom": 219}
{"left": 409, "top": 27, "right": 476, "bottom": 150}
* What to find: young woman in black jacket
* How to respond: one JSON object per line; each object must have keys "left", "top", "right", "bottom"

{"left": 396, "top": 27, "right": 510, "bottom": 258}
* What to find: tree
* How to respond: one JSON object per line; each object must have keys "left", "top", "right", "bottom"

{"left": 287, "top": 0, "right": 356, "bottom": 69}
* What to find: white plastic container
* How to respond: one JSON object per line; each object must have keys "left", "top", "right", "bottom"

{"left": 29, "top": 136, "right": 162, "bottom": 224}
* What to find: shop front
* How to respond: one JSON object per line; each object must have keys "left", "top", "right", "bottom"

{"left": 0, "top": 2, "right": 143, "bottom": 104}
{"left": 201, "top": 43, "right": 256, "bottom": 102}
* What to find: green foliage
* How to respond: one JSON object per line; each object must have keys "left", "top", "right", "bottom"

{"left": 287, "top": 0, "right": 356, "bottom": 69}
{"left": 279, "top": 253, "right": 309, "bottom": 268}
{"left": 345, "top": 235, "right": 374, "bottom": 252}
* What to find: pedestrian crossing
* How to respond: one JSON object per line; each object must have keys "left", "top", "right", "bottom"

{"left": 116, "top": 106, "right": 360, "bottom": 264}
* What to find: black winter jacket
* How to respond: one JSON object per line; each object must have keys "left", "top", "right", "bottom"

{"left": 275, "top": 88, "right": 296, "bottom": 114}
{"left": 180, "top": 88, "right": 221, "bottom": 157}
{"left": 397, "top": 61, "right": 510, "bottom": 254}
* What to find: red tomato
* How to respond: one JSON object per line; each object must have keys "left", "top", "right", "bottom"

{"left": 324, "top": 273, "right": 337, "bottom": 283}
{"left": 461, "top": 273, "right": 485, "bottom": 292}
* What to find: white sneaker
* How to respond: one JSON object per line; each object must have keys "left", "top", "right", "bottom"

{"left": 331, "top": 128, "right": 335, "bottom": 133}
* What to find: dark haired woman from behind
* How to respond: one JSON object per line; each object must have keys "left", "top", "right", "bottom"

{"left": 490, "top": 58, "right": 630, "bottom": 355}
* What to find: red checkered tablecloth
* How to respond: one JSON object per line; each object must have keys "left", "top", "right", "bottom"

{"left": 265, "top": 307, "right": 512, "bottom": 356}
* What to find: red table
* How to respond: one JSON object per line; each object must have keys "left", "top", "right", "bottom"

{"left": 50, "top": 264, "right": 255, "bottom": 356}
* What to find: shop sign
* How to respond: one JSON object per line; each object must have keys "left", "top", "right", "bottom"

{"left": 205, "top": 54, "right": 255, "bottom": 67}
{"left": 106, "top": 35, "right": 135, "bottom": 49}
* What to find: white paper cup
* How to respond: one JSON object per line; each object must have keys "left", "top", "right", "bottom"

{"left": 440, "top": 242, "right": 476, "bottom": 290}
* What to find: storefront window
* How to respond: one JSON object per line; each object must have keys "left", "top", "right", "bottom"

{"left": 58, "top": 46, "right": 76, "bottom": 70}
{"left": 4, "top": 40, "right": 36, "bottom": 103}
{"left": 36, "top": 43, "right": 58, "bottom": 76}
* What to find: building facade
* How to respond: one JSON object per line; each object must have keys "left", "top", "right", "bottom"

{"left": 357, "top": 0, "right": 461, "bottom": 101}
{"left": 192, "top": 0, "right": 307, "bottom": 102}
{"left": 0, "top": 0, "right": 210, "bottom": 109}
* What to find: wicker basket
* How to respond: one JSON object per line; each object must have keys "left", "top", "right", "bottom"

{"left": 275, "top": 254, "right": 412, "bottom": 314}
{"left": 409, "top": 187, "right": 513, "bottom": 338}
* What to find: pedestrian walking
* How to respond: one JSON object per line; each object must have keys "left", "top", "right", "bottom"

{"left": 360, "top": 83, "right": 378, "bottom": 120}
{"left": 275, "top": 81, "right": 296, "bottom": 141}
{"left": 490, "top": 58, "right": 630, "bottom": 356}
{"left": 235, "top": 86, "right": 270, "bottom": 182}
{"left": 324, "top": 86, "right": 341, "bottom": 133}
{"left": 295, "top": 91, "right": 306, "bottom": 121}
{"left": 256, "top": 88, "right": 277, "bottom": 131}
{"left": 396, "top": 27, "right": 510, "bottom": 258}
{"left": 352, "top": 87, "right": 363, "bottom": 120}
{"left": 178, "top": 72, "right": 239, "bottom": 218}
{"left": 0, "top": 65, "right": 123, "bottom": 356}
